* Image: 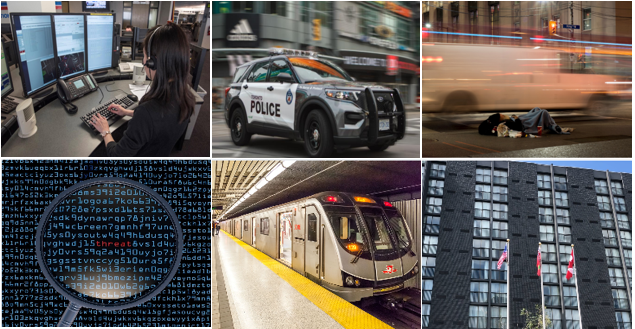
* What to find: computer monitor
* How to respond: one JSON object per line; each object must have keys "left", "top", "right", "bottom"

{"left": 1, "top": 43, "right": 14, "bottom": 99}
{"left": 190, "top": 45, "right": 207, "bottom": 90}
{"left": 86, "top": 14, "right": 114, "bottom": 72}
{"left": 82, "top": 1, "right": 110, "bottom": 12}
{"left": 1, "top": 23, "right": 11, "bottom": 35}
{"left": 53, "top": 15, "right": 86, "bottom": 79}
{"left": 10, "top": 13, "right": 57, "bottom": 97}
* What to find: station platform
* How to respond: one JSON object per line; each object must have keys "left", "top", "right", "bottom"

{"left": 212, "top": 230, "right": 393, "bottom": 329}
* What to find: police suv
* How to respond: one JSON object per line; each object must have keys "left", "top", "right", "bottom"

{"left": 224, "top": 49, "right": 406, "bottom": 157}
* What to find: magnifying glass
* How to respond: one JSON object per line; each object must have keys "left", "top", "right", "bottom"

{"left": 35, "top": 177, "right": 183, "bottom": 327}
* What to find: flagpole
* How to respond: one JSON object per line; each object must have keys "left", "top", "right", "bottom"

{"left": 506, "top": 239, "right": 510, "bottom": 329}
{"left": 572, "top": 244, "right": 582, "bottom": 328}
{"left": 539, "top": 242, "right": 546, "bottom": 329}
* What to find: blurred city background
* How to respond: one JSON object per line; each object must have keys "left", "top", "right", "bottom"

{"left": 211, "top": 1, "right": 421, "bottom": 158}
{"left": 421, "top": 1, "right": 632, "bottom": 158}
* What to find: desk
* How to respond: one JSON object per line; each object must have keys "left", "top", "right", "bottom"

{"left": 2, "top": 66, "right": 204, "bottom": 157}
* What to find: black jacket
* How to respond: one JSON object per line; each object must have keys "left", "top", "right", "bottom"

{"left": 106, "top": 99, "right": 189, "bottom": 156}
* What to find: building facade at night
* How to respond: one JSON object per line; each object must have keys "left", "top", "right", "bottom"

{"left": 421, "top": 161, "right": 632, "bottom": 329}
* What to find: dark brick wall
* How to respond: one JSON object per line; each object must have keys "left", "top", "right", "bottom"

{"left": 429, "top": 161, "right": 476, "bottom": 329}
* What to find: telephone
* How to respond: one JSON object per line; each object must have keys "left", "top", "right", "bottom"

{"left": 57, "top": 74, "right": 98, "bottom": 114}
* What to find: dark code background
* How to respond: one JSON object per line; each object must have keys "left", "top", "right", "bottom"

{"left": 2, "top": 160, "right": 211, "bottom": 327}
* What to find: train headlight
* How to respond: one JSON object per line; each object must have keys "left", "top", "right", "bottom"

{"left": 354, "top": 279, "right": 360, "bottom": 287}
{"left": 345, "top": 276, "right": 354, "bottom": 286}
{"left": 413, "top": 264, "right": 419, "bottom": 274}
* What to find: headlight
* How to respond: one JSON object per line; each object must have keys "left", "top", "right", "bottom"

{"left": 413, "top": 264, "right": 419, "bottom": 274}
{"left": 345, "top": 276, "right": 354, "bottom": 286}
{"left": 354, "top": 279, "right": 360, "bottom": 287}
{"left": 325, "top": 89, "right": 360, "bottom": 101}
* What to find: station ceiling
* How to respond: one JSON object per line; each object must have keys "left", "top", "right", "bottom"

{"left": 213, "top": 161, "right": 421, "bottom": 221}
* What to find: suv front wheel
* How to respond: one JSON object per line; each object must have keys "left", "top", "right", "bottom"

{"left": 303, "top": 110, "right": 333, "bottom": 157}
{"left": 230, "top": 110, "right": 251, "bottom": 146}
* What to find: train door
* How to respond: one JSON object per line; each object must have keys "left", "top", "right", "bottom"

{"left": 235, "top": 219, "right": 241, "bottom": 239}
{"left": 292, "top": 207, "right": 305, "bottom": 274}
{"left": 305, "top": 205, "right": 321, "bottom": 282}
{"left": 251, "top": 217, "right": 257, "bottom": 247}
{"left": 279, "top": 211, "right": 293, "bottom": 265}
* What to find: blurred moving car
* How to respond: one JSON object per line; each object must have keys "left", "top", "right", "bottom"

{"left": 422, "top": 43, "right": 630, "bottom": 113}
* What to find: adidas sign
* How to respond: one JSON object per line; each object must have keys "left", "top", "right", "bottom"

{"left": 227, "top": 19, "right": 257, "bottom": 41}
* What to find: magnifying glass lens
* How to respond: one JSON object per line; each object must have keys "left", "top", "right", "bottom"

{"left": 41, "top": 183, "right": 178, "bottom": 306}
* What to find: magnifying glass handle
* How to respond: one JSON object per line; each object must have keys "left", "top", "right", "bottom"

{"left": 57, "top": 302, "right": 81, "bottom": 327}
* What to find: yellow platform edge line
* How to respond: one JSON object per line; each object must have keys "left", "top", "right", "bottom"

{"left": 219, "top": 230, "right": 394, "bottom": 329}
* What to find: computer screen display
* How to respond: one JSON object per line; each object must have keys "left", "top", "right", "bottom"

{"left": 54, "top": 15, "right": 86, "bottom": 79}
{"left": 1, "top": 44, "right": 13, "bottom": 98}
{"left": 85, "top": 1, "right": 107, "bottom": 9}
{"left": 12, "top": 15, "right": 56, "bottom": 96}
{"left": 86, "top": 14, "right": 113, "bottom": 72}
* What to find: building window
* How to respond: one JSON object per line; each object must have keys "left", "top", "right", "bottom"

{"left": 606, "top": 248, "right": 622, "bottom": 267}
{"left": 564, "top": 309, "right": 580, "bottom": 329}
{"left": 583, "top": 8, "right": 592, "bottom": 31}
{"left": 543, "top": 244, "right": 556, "bottom": 262}
{"left": 620, "top": 231, "right": 632, "bottom": 248}
{"left": 490, "top": 283, "right": 507, "bottom": 304}
{"left": 424, "top": 215, "right": 440, "bottom": 234}
{"left": 598, "top": 195, "right": 612, "bottom": 211}
{"left": 614, "top": 197, "right": 627, "bottom": 212}
{"left": 422, "top": 304, "right": 431, "bottom": 327}
{"left": 558, "top": 226, "right": 572, "bottom": 243}
{"left": 493, "top": 170, "right": 508, "bottom": 185}
{"left": 430, "top": 163, "right": 446, "bottom": 178}
{"left": 595, "top": 179, "right": 609, "bottom": 194}
{"left": 491, "top": 306, "right": 507, "bottom": 329}
{"left": 422, "top": 279, "right": 434, "bottom": 301}
{"left": 476, "top": 168, "right": 491, "bottom": 183}
{"left": 491, "top": 240, "right": 506, "bottom": 259}
{"left": 559, "top": 245, "right": 572, "bottom": 263}
{"left": 604, "top": 230, "right": 618, "bottom": 246}
{"left": 615, "top": 311, "right": 631, "bottom": 329}
{"left": 600, "top": 212, "right": 616, "bottom": 229}
{"left": 538, "top": 190, "right": 552, "bottom": 206}
{"left": 611, "top": 181, "right": 624, "bottom": 195}
{"left": 613, "top": 289, "right": 629, "bottom": 309}
{"left": 475, "top": 184, "right": 491, "bottom": 200}
{"left": 538, "top": 174, "right": 551, "bottom": 189}
{"left": 540, "top": 225, "right": 555, "bottom": 241}
{"left": 617, "top": 214, "right": 630, "bottom": 230}
{"left": 556, "top": 209, "right": 570, "bottom": 225}
{"left": 555, "top": 191, "right": 569, "bottom": 207}
{"left": 469, "top": 305, "right": 488, "bottom": 329}
{"left": 491, "top": 260, "right": 507, "bottom": 281}
{"left": 624, "top": 250, "right": 632, "bottom": 267}
{"left": 544, "top": 285, "right": 561, "bottom": 306}
{"left": 493, "top": 186, "right": 507, "bottom": 202}
{"left": 609, "top": 268, "right": 626, "bottom": 287}
{"left": 475, "top": 202, "right": 491, "bottom": 218}
{"left": 539, "top": 208, "right": 554, "bottom": 223}
{"left": 474, "top": 220, "right": 490, "bottom": 237}
{"left": 472, "top": 260, "right": 489, "bottom": 279}
{"left": 423, "top": 256, "right": 436, "bottom": 277}
{"left": 493, "top": 203, "right": 508, "bottom": 220}
{"left": 470, "top": 281, "right": 489, "bottom": 303}
{"left": 423, "top": 235, "right": 438, "bottom": 254}
{"left": 426, "top": 197, "right": 443, "bottom": 214}
{"left": 543, "top": 264, "right": 559, "bottom": 284}
{"left": 554, "top": 175, "right": 567, "bottom": 190}
{"left": 492, "top": 221, "right": 508, "bottom": 239}
{"left": 428, "top": 179, "right": 445, "bottom": 196}
{"left": 561, "top": 264, "right": 573, "bottom": 283}
{"left": 546, "top": 309, "right": 562, "bottom": 329}
{"left": 473, "top": 239, "right": 490, "bottom": 258}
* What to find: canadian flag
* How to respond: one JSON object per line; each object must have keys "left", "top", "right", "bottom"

{"left": 566, "top": 248, "right": 575, "bottom": 280}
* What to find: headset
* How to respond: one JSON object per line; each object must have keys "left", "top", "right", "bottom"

{"left": 144, "top": 23, "right": 170, "bottom": 70}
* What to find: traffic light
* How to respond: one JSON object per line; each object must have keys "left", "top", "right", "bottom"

{"left": 313, "top": 19, "right": 321, "bottom": 41}
{"left": 549, "top": 20, "right": 557, "bottom": 36}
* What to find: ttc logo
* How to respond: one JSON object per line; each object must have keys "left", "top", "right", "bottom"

{"left": 382, "top": 265, "right": 397, "bottom": 274}
{"left": 286, "top": 89, "right": 293, "bottom": 104}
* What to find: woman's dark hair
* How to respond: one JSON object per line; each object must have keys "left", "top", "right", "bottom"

{"left": 141, "top": 23, "right": 194, "bottom": 123}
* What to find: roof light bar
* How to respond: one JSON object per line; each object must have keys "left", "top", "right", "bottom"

{"left": 269, "top": 47, "right": 318, "bottom": 57}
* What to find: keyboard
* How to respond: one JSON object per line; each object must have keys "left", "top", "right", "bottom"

{"left": 80, "top": 94, "right": 138, "bottom": 133}
{"left": 1, "top": 97, "right": 19, "bottom": 114}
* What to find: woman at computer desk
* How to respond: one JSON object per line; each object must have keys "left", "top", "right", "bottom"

{"left": 91, "top": 22, "right": 194, "bottom": 156}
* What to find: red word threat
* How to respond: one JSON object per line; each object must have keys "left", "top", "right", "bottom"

{"left": 96, "top": 241, "right": 132, "bottom": 247}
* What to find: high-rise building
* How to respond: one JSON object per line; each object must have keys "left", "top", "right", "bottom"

{"left": 421, "top": 161, "right": 632, "bottom": 329}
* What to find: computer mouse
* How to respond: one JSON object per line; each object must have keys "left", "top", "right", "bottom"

{"left": 127, "top": 94, "right": 138, "bottom": 102}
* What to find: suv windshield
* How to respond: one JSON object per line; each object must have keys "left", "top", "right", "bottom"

{"left": 359, "top": 207, "right": 395, "bottom": 251}
{"left": 288, "top": 57, "right": 352, "bottom": 82}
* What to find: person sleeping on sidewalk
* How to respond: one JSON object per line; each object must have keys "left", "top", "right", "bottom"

{"left": 478, "top": 108, "right": 575, "bottom": 138}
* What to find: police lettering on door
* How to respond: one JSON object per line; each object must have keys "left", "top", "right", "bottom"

{"left": 251, "top": 95, "right": 280, "bottom": 117}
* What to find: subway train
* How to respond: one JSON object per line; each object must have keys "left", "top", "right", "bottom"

{"left": 219, "top": 191, "right": 419, "bottom": 302}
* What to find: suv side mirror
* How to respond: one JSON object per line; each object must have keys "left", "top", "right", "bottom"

{"left": 277, "top": 72, "right": 295, "bottom": 84}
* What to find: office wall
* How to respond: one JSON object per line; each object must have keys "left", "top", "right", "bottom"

{"left": 131, "top": 2, "right": 149, "bottom": 28}
{"left": 7, "top": 1, "right": 56, "bottom": 13}
{"left": 68, "top": 1, "right": 122, "bottom": 36}
{"left": 68, "top": 1, "right": 81, "bottom": 13}
{"left": 158, "top": 1, "right": 173, "bottom": 26}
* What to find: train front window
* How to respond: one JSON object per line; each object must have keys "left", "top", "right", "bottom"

{"left": 385, "top": 209, "right": 411, "bottom": 251}
{"left": 359, "top": 207, "right": 395, "bottom": 251}
{"left": 328, "top": 213, "right": 368, "bottom": 254}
